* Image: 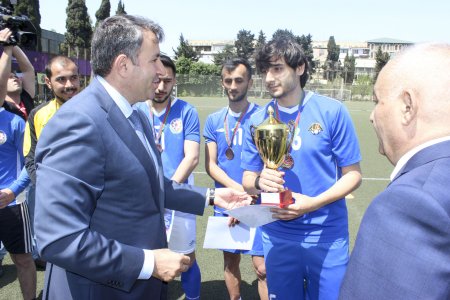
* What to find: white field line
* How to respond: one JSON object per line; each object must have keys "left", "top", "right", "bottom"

{"left": 192, "top": 171, "right": 389, "bottom": 181}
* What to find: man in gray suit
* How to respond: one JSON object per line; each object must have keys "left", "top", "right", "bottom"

{"left": 34, "top": 15, "right": 250, "bottom": 300}
{"left": 339, "top": 43, "right": 450, "bottom": 299}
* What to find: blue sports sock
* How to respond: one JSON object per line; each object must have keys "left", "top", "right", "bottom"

{"left": 181, "top": 260, "right": 201, "bottom": 300}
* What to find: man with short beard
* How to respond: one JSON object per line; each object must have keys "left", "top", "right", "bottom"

{"left": 24, "top": 55, "right": 80, "bottom": 184}
{"left": 22, "top": 55, "right": 80, "bottom": 270}
{"left": 203, "top": 58, "right": 267, "bottom": 300}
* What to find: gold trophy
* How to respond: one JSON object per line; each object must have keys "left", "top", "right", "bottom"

{"left": 251, "top": 106, "right": 295, "bottom": 208}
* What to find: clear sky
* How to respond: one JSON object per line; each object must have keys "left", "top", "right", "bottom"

{"left": 39, "top": 0, "right": 450, "bottom": 56}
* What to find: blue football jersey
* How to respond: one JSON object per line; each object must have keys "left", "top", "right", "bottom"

{"left": 0, "top": 108, "right": 25, "bottom": 206}
{"left": 241, "top": 92, "right": 361, "bottom": 242}
{"left": 203, "top": 103, "right": 259, "bottom": 187}
{"left": 135, "top": 98, "right": 200, "bottom": 182}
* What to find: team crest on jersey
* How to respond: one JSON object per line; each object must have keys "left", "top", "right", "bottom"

{"left": 169, "top": 118, "right": 183, "bottom": 134}
{"left": 0, "top": 130, "right": 6, "bottom": 144}
{"left": 308, "top": 123, "right": 323, "bottom": 135}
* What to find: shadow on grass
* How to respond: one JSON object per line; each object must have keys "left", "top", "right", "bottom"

{"left": 0, "top": 264, "right": 17, "bottom": 288}
{"left": 168, "top": 279, "right": 260, "bottom": 299}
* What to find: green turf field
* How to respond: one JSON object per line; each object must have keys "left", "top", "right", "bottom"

{"left": 0, "top": 97, "right": 393, "bottom": 300}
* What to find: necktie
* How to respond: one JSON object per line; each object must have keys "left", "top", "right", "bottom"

{"left": 128, "top": 110, "right": 157, "bottom": 164}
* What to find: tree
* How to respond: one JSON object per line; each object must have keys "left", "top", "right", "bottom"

{"left": 95, "top": 0, "right": 110, "bottom": 27}
{"left": 324, "top": 36, "right": 340, "bottom": 81}
{"left": 213, "top": 44, "right": 235, "bottom": 67}
{"left": 341, "top": 54, "right": 355, "bottom": 84}
{"left": 297, "top": 34, "right": 315, "bottom": 73}
{"left": 374, "top": 47, "right": 390, "bottom": 82}
{"left": 173, "top": 34, "right": 199, "bottom": 62}
{"left": 64, "top": 0, "right": 92, "bottom": 58}
{"left": 272, "top": 29, "right": 295, "bottom": 41}
{"left": 115, "top": 0, "right": 126, "bottom": 15}
{"left": 271, "top": 30, "right": 316, "bottom": 74}
{"left": 234, "top": 29, "right": 254, "bottom": 61}
{"left": 13, "top": 0, "right": 42, "bottom": 50}
{"left": 255, "top": 30, "right": 266, "bottom": 51}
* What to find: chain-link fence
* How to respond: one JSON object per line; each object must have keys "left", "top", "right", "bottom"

{"left": 175, "top": 74, "right": 374, "bottom": 101}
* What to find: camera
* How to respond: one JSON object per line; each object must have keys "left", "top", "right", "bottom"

{"left": 0, "top": 5, "right": 36, "bottom": 48}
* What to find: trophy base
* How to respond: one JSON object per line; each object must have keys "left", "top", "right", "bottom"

{"left": 261, "top": 190, "right": 293, "bottom": 208}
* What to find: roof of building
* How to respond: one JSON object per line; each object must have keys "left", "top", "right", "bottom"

{"left": 366, "top": 38, "right": 413, "bottom": 44}
{"left": 312, "top": 41, "right": 368, "bottom": 48}
{"left": 188, "top": 40, "right": 235, "bottom": 46}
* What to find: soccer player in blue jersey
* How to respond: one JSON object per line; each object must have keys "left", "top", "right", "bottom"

{"left": 204, "top": 58, "right": 268, "bottom": 300}
{"left": 135, "top": 55, "right": 202, "bottom": 300}
{"left": 241, "top": 38, "right": 362, "bottom": 300}
{"left": 0, "top": 107, "right": 36, "bottom": 299}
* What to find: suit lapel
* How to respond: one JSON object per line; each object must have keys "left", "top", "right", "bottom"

{"left": 138, "top": 110, "right": 165, "bottom": 211}
{"left": 107, "top": 105, "right": 159, "bottom": 181}
{"left": 392, "top": 140, "right": 450, "bottom": 182}
{"left": 89, "top": 78, "right": 163, "bottom": 211}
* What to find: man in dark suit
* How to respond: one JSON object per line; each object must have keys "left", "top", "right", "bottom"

{"left": 34, "top": 15, "right": 250, "bottom": 300}
{"left": 339, "top": 43, "right": 450, "bottom": 299}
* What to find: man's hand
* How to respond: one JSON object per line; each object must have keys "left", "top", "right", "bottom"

{"left": 0, "top": 28, "right": 12, "bottom": 45}
{"left": 259, "top": 167, "right": 285, "bottom": 192}
{"left": 270, "top": 192, "right": 318, "bottom": 221}
{"left": 152, "top": 249, "right": 191, "bottom": 282}
{"left": 227, "top": 216, "right": 240, "bottom": 227}
{"left": 214, "top": 188, "right": 252, "bottom": 210}
{"left": 0, "top": 188, "right": 15, "bottom": 209}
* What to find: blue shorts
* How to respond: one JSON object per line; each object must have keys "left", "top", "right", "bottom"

{"left": 263, "top": 231, "right": 348, "bottom": 300}
{"left": 214, "top": 206, "right": 264, "bottom": 256}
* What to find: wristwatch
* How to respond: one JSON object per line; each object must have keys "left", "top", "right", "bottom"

{"left": 208, "top": 188, "right": 215, "bottom": 206}
{"left": 254, "top": 175, "right": 262, "bottom": 191}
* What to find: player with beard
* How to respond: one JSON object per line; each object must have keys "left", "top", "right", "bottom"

{"left": 22, "top": 55, "right": 80, "bottom": 269}
{"left": 241, "top": 38, "right": 362, "bottom": 300}
{"left": 203, "top": 58, "right": 267, "bottom": 300}
{"left": 24, "top": 55, "right": 80, "bottom": 184}
{"left": 135, "top": 55, "right": 202, "bottom": 300}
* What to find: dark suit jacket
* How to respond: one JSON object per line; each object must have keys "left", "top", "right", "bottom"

{"left": 35, "top": 78, "right": 207, "bottom": 300}
{"left": 339, "top": 140, "right": 450, "bottom": 299}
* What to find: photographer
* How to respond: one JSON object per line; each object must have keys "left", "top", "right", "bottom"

{"left": 0, "top": 28, "right": 35, "bottom": 120}
{"left": 0, "top": 27, "right": 36, "bottom": 300}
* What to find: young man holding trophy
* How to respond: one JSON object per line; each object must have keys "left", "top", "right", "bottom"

{"left": 241, "top": 38, "right": 362, "bottom": 299}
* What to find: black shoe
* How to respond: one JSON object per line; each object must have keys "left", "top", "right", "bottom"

{"left": 34, "top": 258, "right": 46, "bottom": 270}
{"left": 0, "top": 260, "right": 3, "bottom": 277}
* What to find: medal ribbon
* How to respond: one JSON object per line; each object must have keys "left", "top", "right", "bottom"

{"left": 274, "top": 92, "right": 306, "bottom": 152}
{"left": 224, "top": 103, "right": 250, "bottom": 149}
{"left": 149, "top": 98, "right": 172, "bottom": 145}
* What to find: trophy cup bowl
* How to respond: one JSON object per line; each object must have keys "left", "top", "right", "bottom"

{"left": 251, "top": 106, "right": 294, "bottom": 208}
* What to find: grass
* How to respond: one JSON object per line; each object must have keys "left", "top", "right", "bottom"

{"left": 0, "top": 97, "right": 392, "bottom": 300}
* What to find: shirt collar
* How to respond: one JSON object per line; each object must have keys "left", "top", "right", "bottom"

{"left": 390, "top": 136, "right": 450, "bottom": 181}
{"left": 97, "top": 75, "right": 134, "bottom": 118}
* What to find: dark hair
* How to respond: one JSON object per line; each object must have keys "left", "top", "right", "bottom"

{"left": 160, "top": 54, "right": 176, "bottom": 75}
{"left": 221, "top": 57, "right": 252, "bottom": 80}
{"left": 91, "top": 15, "right": 164, "bottom": 77}
{"left": 255, "top": 37, "right": 309, "bottom": 88}
{"left": 45, "top": 55, "right": 78, "bottom": 79}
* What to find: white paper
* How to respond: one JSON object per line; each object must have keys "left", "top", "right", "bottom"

{"left": 225, "top": 205, "right": 276, "bottom": 227}
{"left": 203, "top": 216, "right": 256, "bottom": 250}
{"left": 225, "top": 205, "right": 277, "bottom": 227}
